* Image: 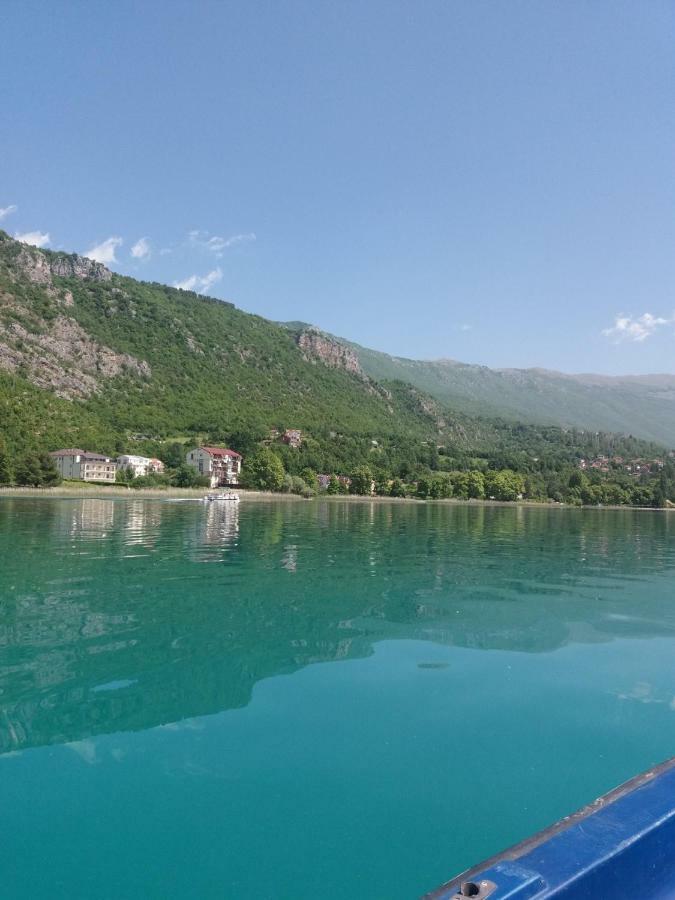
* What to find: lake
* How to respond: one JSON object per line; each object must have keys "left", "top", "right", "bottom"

{"left": 1, "top": 497, "right": 675, "bottom": 898}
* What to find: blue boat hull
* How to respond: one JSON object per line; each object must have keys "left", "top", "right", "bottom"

{"left": 424, "top": 757, "right": 675, "bottom": 899}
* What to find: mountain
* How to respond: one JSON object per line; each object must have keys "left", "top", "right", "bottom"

{"left": 330, "top": 338, "right": 675, "bottom": 447}
{"left": 0, "top": 231, "right": 671, "bottom": 465}
{"left": 0, "top": 233, "right": 476, "bottom": 454}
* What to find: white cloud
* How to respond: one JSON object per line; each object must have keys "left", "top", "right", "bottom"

{"left": 188, "top": 230, "right": 256, "bottom": 258}
{"left": 173, "top": 267, "right": 223, "bottom": 295}
{"left": 130, "top": 237, "right": 151, "bottom": 260}
{"left": 15, "top": 230, "right": 50, "bottom": 248}
{"left": 86, "top": 236, "right": 123, "bottom": 265}
{"left": 602, "top": 313, "right": 674, "bottom": 343}
{"left": 459, "top": 323, "right": 472, "bottom": 332}
{"left": 0, "top": 204, "right": 17, "bottom": 221}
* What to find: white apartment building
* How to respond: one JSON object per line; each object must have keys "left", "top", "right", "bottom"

{"left": 185, "top": 446, "right": 242, "bottom": 487}
{"left": 50, "top": 449, "right": 117, "bottom": 483}
{"left": 116, "top": 455, "right": 165, "bottom": 478}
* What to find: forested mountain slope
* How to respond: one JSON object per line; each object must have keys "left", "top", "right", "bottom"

{"left": 0, "top": 233, "right": 475, "bottom": 454}
{"left": 340, "top": 340, "right": 675, "bottom": 446}
{"left": 0, "top": 232, "right": 670, "bottom": 468}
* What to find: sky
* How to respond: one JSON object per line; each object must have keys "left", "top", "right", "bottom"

{"left": 1, "top": 0, "right": 674, "bottom": 374}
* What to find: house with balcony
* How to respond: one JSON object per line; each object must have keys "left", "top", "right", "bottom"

{"left": 50, "top": 449, "right": 117, "bottom": 483}
{"left": 185, "top": 446, "right": 242, "bottom": 487}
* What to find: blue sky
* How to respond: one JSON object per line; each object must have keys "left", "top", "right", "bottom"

{"left": 2, "top": 1, "right": 674, "bottom": 374}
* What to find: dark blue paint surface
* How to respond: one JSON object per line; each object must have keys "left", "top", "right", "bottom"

{"left": 428, "top": 758, "right": 675, "bottom": 899}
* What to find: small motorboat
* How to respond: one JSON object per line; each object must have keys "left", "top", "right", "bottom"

{"left": 203, "top": 491, "right": 240, "bottom": 502}
{"left": 424, "top": 756, "right": 675, "bottom": 899}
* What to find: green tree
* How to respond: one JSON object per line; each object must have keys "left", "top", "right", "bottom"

{"left": 652, "top": 472, "right": 669, "bottom": 508}
{"left": 374, "top": 475, "right": 391, "bottom": 496}
{"left": 116, "top": 466, "right": 135, "bottom": 485}
{"left": 300, "top": 467, "right": 318, "bottom": 491}
{"left": 601, "top": 482, "right": 629, "bottom": 505}
{"left": 485, "top": 470, "right": 525, "bottom": 502}
{"left": 14, "top": 455, "right": 43, "bottom": 487}
{"left": 416, "top": 478, "right": 430, "bottom": 499}
{"left": 326, "top": 475, "right": 341, "bottom": 495}
{"left": 226, "top": 429, "right": 266, "bottom": 458}
{"left": 389, "top": 478, "right": 407, "bottom": 498}
{"left": 161, "top": 442, "right": 185, "bottom": 469}
{"left": 244, "top": 448, "right": 286, "bottom": 491}
{"left": 38, "top": 452, "right": 61, "bottom": 486}
{"left": 0, "top": 437, "right": 12, "bottom": 485}
{"left": 349, "top": 465, "right": 373, "bottom": 496}
{"left": 467, "top": 470, "right": 485, "bottom": 499}
{"left": 450, "top": 471, "right": 470, "bottom": 499}
{"left": 172, "top": 463, "right": 209, "bottom": 488}
{"left": 290, "top": 475, "right": 311, "bottom": 495}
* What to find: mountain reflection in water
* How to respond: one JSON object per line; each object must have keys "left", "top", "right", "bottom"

{"left": 0, "top": 498, "right": 673, "bottom": 754}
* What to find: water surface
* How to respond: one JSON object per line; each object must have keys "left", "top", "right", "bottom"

{"left": 1, "top": 498, "right": 675, "bottom": 898}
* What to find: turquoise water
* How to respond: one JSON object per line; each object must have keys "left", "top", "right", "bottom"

{"left": 1, "top": 498, "right": 675, "bottom": 898}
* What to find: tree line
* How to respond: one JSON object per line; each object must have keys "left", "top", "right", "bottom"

{"left": 1, "top": 427, "right": 674, "bottom": 508}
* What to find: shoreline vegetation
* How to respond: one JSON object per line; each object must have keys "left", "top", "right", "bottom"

{"left": 0, "top": 483, "right": 672, "bottom": 510}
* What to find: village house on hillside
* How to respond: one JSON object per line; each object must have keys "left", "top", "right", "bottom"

{"left": 116, "top": 455, "right": 165, "bottom": 478}
{"left": 281, "top": 429, "right": 303, "bottom": 448}
{"left": 50, "top": 449, "right": 117, "bottom": 483}
{"left": 317, "top": 474, "right": 353, "bottom": 491}
{"left": 186, "top": 446, "right": 242, "bottom": 487}
{"left": 579, "top": 455, "right": 666, "bottom": 477}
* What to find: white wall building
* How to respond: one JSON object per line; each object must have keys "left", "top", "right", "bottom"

{"left": 185, "top": 446, "right": 242, "bottom": 487}
{"left": 116, "top": 455, "right": 165, "bottom": 478}
{"left": 50, "top": 449, "right": 117, "bottom": 483}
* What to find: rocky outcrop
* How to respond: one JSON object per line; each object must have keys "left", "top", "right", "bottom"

{"left": 297, "top": 328, "right": 363, "bottom": 376}
{"left": 50, "top": 253, "right": 112, "bottom": 282}
{"left": 0, "top": 313, "right": 150, "bottom": 399}
{"left": 13, "top": 245, "right": 112, "bottom": 286}
{"left": 404, "top": 386, "right": 447, "bottom": 430}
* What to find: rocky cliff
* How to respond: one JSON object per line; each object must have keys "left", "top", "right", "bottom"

{"left": 12, "top": 242, "right": 113, "bottom": 286}
{"left": 0, "top": 236, "right": 150, "bottom": 399}
{"left": 296, "top": 327, "right": 363, "bottom": 376}
{"left": 0, "top": 301, "right": 151, "bottom": 399}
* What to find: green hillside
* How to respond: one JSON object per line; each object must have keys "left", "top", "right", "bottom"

{"left": 336, "top": 339, "right": 675, "bottom": 447}
{"left": 0, "top": 231, "right": 670, "bottom": 491}
{"left": 1, "top": 233, "right": 489, "bottom": 457}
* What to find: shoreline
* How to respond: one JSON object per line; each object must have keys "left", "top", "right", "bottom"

{"left": 0, "top": 485, "right": 669, "bottom": 511}
{"left": 0, "top": 485, "right": 302, "bottom": 501}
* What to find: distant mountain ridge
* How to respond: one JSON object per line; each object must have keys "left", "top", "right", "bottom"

{"left": 278, "top": 325, "right": 675, "bottom": 446}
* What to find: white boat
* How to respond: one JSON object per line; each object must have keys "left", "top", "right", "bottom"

{"left": 203, "top": 491, "right": 240, "bottom": 502}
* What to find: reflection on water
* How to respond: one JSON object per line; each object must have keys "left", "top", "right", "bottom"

{"left": 2, "top": 498, "right": 675, "bottom": 899}
{"left": 0, "top": 498, "right": 674, "bottom": 753}
{"left": 189, "top": 501, "right": 240, "bottom": 562}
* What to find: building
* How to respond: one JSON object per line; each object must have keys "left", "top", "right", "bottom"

{"left": 116, "top": 455, "right": 165, "bottom": 478}
{"left": 317, "top": 474, "right": 352, "bottom": 491}
{"left": 50, "top": 449, "right": 117, "bottom": 483}
{"left": 281, "top": 429, "right": 303, "bottom": 449}
{"left": 185, "top": 446, "right": 242, "bottom": 487}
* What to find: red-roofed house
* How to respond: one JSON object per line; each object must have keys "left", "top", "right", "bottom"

{"left": 186, "top": 446, "right": 242, "bottom": 487}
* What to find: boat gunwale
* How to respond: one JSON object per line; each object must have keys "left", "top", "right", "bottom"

{"left": 423, "top": 755, "right": 675, "bottom": 899}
